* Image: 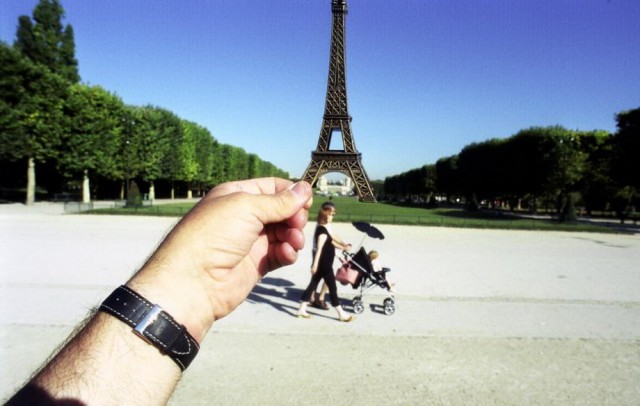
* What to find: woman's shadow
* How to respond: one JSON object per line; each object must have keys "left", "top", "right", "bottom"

{"left": 246, "top": 276, "right": 355, "bottom": 319}
{"left": 245, "top": 276, "right": 305, "bottom": 317}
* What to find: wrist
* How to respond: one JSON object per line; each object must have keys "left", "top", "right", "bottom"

{"left": 99, "top": 286, "right": 200, "bottom": 371}
{"left": 127, "top": 264, "right": 214, "bottom": 344}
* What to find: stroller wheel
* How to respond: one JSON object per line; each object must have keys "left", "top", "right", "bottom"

{"left": 383, "top": 298, "right": 395, "bottom": 315}
{"left": 352, "top": 297, "right": 365, "bottom": 314}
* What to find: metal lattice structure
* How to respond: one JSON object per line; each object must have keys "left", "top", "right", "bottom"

{"left": 301, "top": 0, "right": 376, "bottom": 202}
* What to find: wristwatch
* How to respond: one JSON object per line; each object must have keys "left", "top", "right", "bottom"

{"left": 99, "top": 285, "right": 200, "bottom": 371}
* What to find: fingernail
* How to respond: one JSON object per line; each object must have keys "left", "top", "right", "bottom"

{"left": 289, "top": 181, "right": 309, "bottom": 199}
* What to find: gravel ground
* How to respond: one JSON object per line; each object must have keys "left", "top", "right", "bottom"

{"left": 1, "top": 202, "right": 639, "bottom": 405}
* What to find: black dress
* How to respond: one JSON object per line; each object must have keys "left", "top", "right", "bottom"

{"left": 301, "top": 225, "right": 341, "bottom": 307}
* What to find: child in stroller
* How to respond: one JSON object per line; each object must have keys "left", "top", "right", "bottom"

{"left": 338, "top": 246, "right": 396, "bottom": 315}
{"left": 367, "top": 250, "right": 394, "bottom": 292}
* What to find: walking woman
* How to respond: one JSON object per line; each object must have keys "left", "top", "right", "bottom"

{"left": 297, "top": 203, "right": 354, "bottom": 322}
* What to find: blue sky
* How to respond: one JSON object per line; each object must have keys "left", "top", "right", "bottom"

{"left": 1, "top": 0, "right": 639, "bottom": 181}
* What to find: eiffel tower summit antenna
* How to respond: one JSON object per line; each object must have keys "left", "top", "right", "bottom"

{"left": 301, "top": 0, "right": 376, "bottom": 202}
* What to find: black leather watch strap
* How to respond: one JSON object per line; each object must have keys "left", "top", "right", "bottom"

{"left": 99, "top": 285, "right": 199, "bottom": 371}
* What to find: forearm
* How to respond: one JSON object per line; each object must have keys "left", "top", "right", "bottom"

{"left": 311, "top": 235, "right": 327, "bottom": 272}
{"left": 310, "top": 254, "right": 320, "bottom": 273}
{"left": 332, "top": 240, "right": 350, "bottom": 251}
{"left": 10, "top": 312, "right": 181, "bottom": 405}
{"left": 11, "top": 258, "right": 215, "bottom": 404}
{"left": 9, "top": 231, "right": 219, "bottom": 404}
{"left": 10, "top": 254, "right": 230, "bottom": 404}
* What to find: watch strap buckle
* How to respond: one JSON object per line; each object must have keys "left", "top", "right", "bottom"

{"left": 134, "top": 304, "right": 163, "bottom": 338}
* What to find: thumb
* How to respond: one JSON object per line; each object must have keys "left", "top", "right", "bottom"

{"left": 253, "top": 181, "right": 312, "bottom": 225}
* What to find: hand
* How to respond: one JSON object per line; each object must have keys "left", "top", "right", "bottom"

{"left": 128, "top": 178, "right": 312, "bottom": 342}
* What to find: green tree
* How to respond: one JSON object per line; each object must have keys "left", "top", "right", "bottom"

{"left": 0, "top": 43, "right": 68, "bottom": 204}
{"left": 128, "top": 106, "right": 177, "bottom": 200}
{"left": 157, "top": 111, "right": 190, "bottom": 199}
{"left": 14, "top": 0, "right": 79, "bottom": 83}
{"left": 610, "top": 108, "right": 640, "bottom": 220}
{"left": 257, "top": 160, "right": 288, "bottom": 179}
{"left": 543, "top": 127, "right": 586, "bottom": 221}
{"left": 496, "top": 128, "right": 567, "bottom": 211}
{"left": 247, "top": 154, "right": 260, "bottom": 179}
{"left": 383, "top": 174, "right": 401, "bottom": 197}
{"left": 115, "top": 108, "right": 140, "bottom": 200}
{"left": 191, "top": 124, "right": 217, "bottom": 195}
{"left": 576, "top": 130, "right": 612, "bottom": 215}
{"left": 611, "top": 108, "right": 640, "bottom": 189}
{"left": 435, "top": 155, "right": 460, "bottom": 203}
{"left": 422, "top": 164, "right": 438, "bottom": 205}
{"left": 457, "top": 138, "right": 506, "bottom": 209}
{"left": 221, "top": 144, "right": 249, "bottom": 182}
{"left": 446, "top": 126, "right": 588, "bottom": 216}
{"left": 381, "top": 164, "right": 436, "bottom": 205}
{"left": 60, "top": 84, "right": 124, "bottom": 202}
{"left": 179, "top": 120, "right": 202, "bottom": 198}
{"left": 209, "top": 141, "right": 225, "bottom": 186}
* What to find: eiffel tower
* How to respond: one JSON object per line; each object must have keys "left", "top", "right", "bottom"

{"left": 301, "top": 0, "right": 376, "bottom": 202}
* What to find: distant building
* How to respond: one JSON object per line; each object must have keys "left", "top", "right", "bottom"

{"left": 316, "top": 176, "right": 354, "bottom": 196}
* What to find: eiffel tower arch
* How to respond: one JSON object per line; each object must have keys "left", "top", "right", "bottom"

{"left": 301, "top": 0, "right": 376, "bottom": 202}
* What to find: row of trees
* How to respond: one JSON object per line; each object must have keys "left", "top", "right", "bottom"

{"left": 384, "top": 111, "right": 639, "bottom": 220}
{"left": 0, "top": 0, "right": 287, "bottom": 204}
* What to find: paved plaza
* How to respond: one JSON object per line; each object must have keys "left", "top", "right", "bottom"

{"left": 1, "top": 202, "right": 639, "bottom": 404}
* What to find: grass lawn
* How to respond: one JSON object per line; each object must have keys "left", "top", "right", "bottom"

{"left": 87, "top": 195, "right": 619, "bottom": 233}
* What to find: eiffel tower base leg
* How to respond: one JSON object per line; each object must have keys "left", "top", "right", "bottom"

{"left": 302, "top": 153, "right": 376, "bottom": 202}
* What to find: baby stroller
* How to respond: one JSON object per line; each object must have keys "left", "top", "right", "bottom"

{"left": 336, "top": 222, "right": 396, "bottom": 315}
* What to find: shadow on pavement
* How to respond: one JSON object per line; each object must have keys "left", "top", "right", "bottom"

{"left": 246, "top": 277, "right": 353, "bottom": 320}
